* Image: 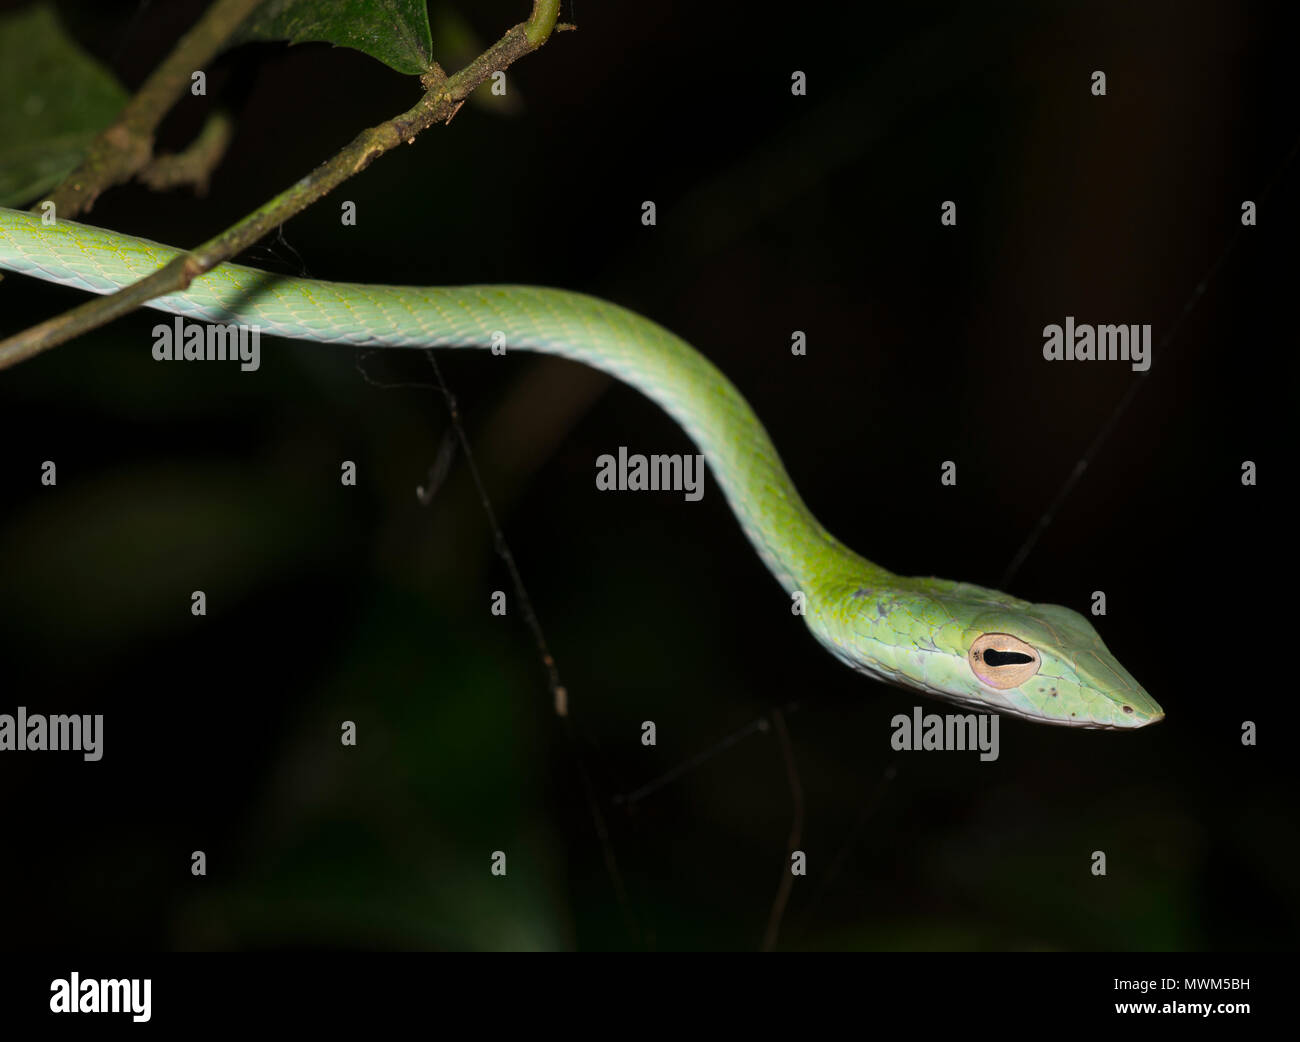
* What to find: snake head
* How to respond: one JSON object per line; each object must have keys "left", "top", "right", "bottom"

{"left": 956, "top": 602, "right": 1164, "bottom": 728}
{"left": 816, "top": 581, "right": 1163, "bottom": 729}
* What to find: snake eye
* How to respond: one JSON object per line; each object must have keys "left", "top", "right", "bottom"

{"left": 969, "top": 633, "right": 1040, "bottom": 689}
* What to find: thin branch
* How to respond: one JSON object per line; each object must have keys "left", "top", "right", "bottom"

{"left": 525, "top": 0, "right": 562, "bottom": 47}
{"left": 139, "top": 109, "right": 236, "bottom": 195}
{"left": 611, "top": 702, "right": 804, "bottom": 808}
{"left": 0, "top": 2, "right": 571, "bottom": 372}
{"left": 40, "top": 0, "right": 265, "bottom": 217}
{"left": 761, "top": 708, "right": 804, "bottom": 952}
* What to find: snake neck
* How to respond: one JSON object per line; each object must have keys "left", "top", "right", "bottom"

{"left": 501, "top": 291, "right": 869, "bottom": 596}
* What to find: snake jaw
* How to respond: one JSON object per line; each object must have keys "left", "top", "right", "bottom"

{"left": 808, "top": 579, "right": 1163, "bottom": 728}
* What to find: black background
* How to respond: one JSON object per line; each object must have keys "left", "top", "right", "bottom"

{"left": 0, "top": 0, "right": 1293, "bottom": 951}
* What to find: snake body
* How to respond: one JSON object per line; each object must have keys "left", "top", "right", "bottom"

{"left": 0, "top": 207, "right": 1163, "bottom": 728}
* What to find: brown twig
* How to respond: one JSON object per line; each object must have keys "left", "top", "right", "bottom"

{"left": 40, "top": 0, "right": 265, "bottom": 217}
{"left": 0, "top": 2, "right": 569, "bottom": 371}
{"left": 139, "top": 109, "right": 235, "bottom": 195}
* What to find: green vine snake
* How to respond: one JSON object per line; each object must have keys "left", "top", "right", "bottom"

{"left": 0, "top": 206, "right": 1164, "bottom": 729}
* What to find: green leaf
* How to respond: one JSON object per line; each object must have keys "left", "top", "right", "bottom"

{"left": 0, "top": 2, "right": 128, "bottom": 207}
{"left": 234, "top": 0, "right": 435, "bottom": 76}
